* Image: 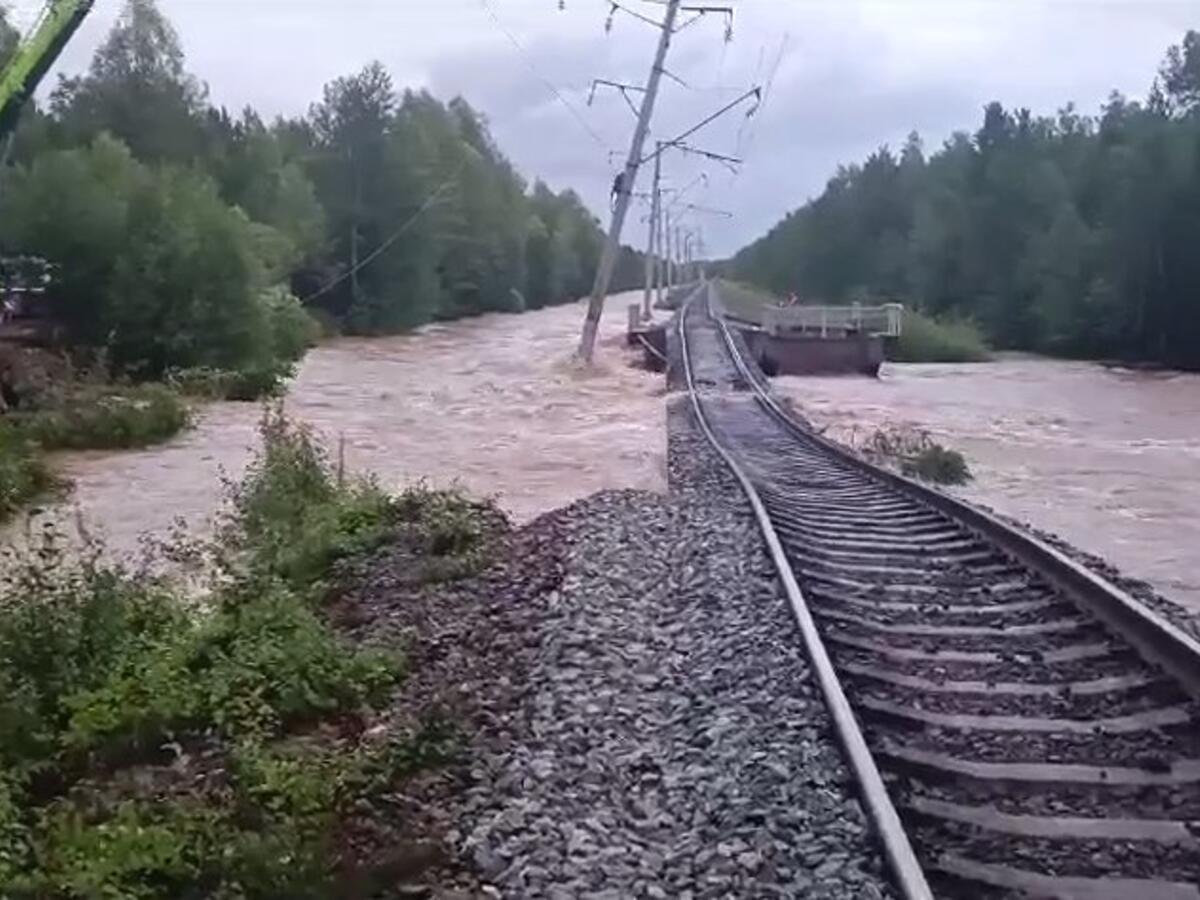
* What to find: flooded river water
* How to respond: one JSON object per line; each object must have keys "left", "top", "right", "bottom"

{"left": 776, "top": 358, "right": 1200, "bottom": 613}
{"left": 8, "top": 307, "right": 1197, "bottom": 618}
{"left": 16, "top": 293, "right": 664, "bottom": 560}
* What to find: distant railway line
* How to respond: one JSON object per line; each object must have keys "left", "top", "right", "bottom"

{"left": 679, "top": 283, "right": 1200, "bottom": 899}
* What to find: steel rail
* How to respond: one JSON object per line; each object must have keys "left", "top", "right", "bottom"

{"left": 706, "top": 285, "right": 1200, "bottom": 702}
{"left": 677, "top": 288, "right": 935, "bottom": 900}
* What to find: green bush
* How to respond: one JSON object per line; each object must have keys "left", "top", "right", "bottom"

{"left": 263, "top": 286, "right": 320, "bottom": 364}
{"left": 169, "top": 363, "right": 296, "bottom": 402}
{"left": 59, "top": 582, "right": 397, "bottom": 754}
{"left": 0, "top": 548, "right": 185, "bottom": 768}
{"left": 0, "top": 382, "right": 189, "bottom": 522}
{"left": 25, "top": 800, "right": 227, "bottom": 900}
{"left": 16, "top": 722, "right": 454, "bottom": 900}
{"left": 0, "top": 426, "right": 56, "bottom": 519}
{"left": 864, "top": 426, "right": 974, "bottom": 486}
{"left": 224, "top": 364, "right": 295, "bottom": 402}
{"left": 902, "top": 444, "right": 974, "bottom": 485}
{"left": 14, "top": 383, "right": 191, "bottom": 450}
{"left": 889, "top": 311, "right": 991, "bottom": 363}
{"left": 0, "top": 407, "right": 512, "bottom": 896}
{"left": 0, "top": 136, "right": 315, "bottom": 383}
{"left": 226, "top": 408, "right": 398, "bottom": 588}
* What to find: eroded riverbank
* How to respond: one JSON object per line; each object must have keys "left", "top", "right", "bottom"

{"left": 775, "top": 357, "right": 1200, "bottom": 613}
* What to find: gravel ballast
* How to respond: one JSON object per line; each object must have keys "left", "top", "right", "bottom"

{"left": 336, "top": 396, "right": 895, "bottom": 898}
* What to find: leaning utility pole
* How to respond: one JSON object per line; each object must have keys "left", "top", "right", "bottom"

{"left": 577, "top": 0, "right": 682, "bottom": 363}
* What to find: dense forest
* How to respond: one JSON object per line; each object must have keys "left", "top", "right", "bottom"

{"left": 731, "top": 31, "right": 1200, "bottom": 370}
{"left": 0, "top": 0, "right": 643, "bottom": 385}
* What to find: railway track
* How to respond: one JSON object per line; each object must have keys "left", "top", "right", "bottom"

{"left": 678, "top": 284, "right": 1200, "bottom": 900}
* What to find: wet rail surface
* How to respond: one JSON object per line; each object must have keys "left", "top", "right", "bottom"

{"left": 678, "top": 285, "right": 1200, "bottom": 900}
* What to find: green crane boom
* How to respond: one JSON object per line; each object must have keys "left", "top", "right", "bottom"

{"left": 0, "top": 0, "right": 95, "bottom": 143}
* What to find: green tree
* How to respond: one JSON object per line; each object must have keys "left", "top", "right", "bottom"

{"left": 0, "top": 134, "right": 137, "bottom": 345}
{"left": 308, "top": 62, "right": 410, "bottom": 328}
{"left": 731, "top": 30, "right": 1200, "bottom": 370}
{"left": 51, "top": 0, "right": 207, "bottom": 163}
{"left": 0, "top": 135, "right": 282, "bottom": 377}
{"left": 208, "top": 108, "right": 326, "bottom": 264}
{"left": 1161, "top": 30, "right": 1200, "bottom": 114}
{"left": 108, "top": 168, "right": 270, "bottom": 373}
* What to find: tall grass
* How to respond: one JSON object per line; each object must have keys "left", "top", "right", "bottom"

{"left": 0, "top": 408, "right": 496, "bottom": 897}
{"left": 0, "top": 426, "right": 57, "bottom": 519}
{"left": 714, "top": 279, "right": 776, "bottom": 323}
{"left": 889, "top": 311, "right": 991, "bottom": 363}
{"left": 13, "top": 383, "right": 191, "bottom": 450}
{"left": 0, "top": 382, "right": 192, "bottom": 522}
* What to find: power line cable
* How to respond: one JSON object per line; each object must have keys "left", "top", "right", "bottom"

{"left": 298, "top": 157, "right": 469, "bottom": 304}
{"left": 477, "top": 0, "right": 615, "bottom": 157}
{"left": 735, "top": 32, "right": 789, "bottom": 173}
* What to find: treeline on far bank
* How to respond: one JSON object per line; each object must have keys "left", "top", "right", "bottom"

{"left": 0, "top": 0, "right": 644, "bottom": 397}
{"left": 729, "top": 31, "right": 1200, "bottom": 370}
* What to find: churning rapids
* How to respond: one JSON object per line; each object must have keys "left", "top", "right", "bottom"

{"left": 5, "top": 299, "right": 1197, "bottom": 616}
{"left": 8, "top": 293, "right": 664, "bottom": 561}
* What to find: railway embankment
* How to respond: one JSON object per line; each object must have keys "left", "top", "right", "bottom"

{"left": 326, "top": 396, "right": 896, "bottom": 898}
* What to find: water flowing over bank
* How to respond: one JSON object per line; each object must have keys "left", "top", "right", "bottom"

{"left": 6, "top": 312, "right": 1196, "bottom": 620}
{"left": 776, "top": 358, "right": 1200, "bottom": 612}
{"left": 10, "top": 294, "right": 665, "bottom": 559}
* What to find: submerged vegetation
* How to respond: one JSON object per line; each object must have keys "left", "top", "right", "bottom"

{"left": 11, "top": 383, "right": 190, "bottom": 450}
{"left": 861, "top": 426, "right": 974, "bottom": 486}
{"left": 0, "top": 349, "right": 195, "bottom": 520}
{"left": 0, "top": 407, "right": 501, "bottom": 897}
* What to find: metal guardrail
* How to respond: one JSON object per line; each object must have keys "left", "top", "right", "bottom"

{"left": 763, "top": 303, "right": 903, "bottom": 338}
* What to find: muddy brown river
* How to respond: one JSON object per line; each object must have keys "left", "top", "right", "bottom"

{"left": 12, "top": 293, "right": 664, "bottom": 561}
{"left": 776, "top": 358, "right": 1200, "bottom": 613}
{"left": 7, "top": 305, "right": 1197, "bottom": 617}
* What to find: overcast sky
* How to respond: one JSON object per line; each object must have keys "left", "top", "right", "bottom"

{"left": 17, "top": 0, "right": 1197, "bottom": 256}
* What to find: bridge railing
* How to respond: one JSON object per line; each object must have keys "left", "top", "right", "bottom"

{"left": 763, "top": 303, "right": 903, "bottom": 338}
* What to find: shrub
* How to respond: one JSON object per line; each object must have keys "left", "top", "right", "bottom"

{"left": 263, "top": 286, "right": 320, "bottom": 364}
{"left": 226, "top": 408, "right": 398, "bottom": 588}
{"left": 0, "top": 542, "right": 187, "bottom": 770}
{"left": 166, "top": 366, "right": 235, "bottom": 400}
{"left": 224, "top": 363, "right": 295, "bottom": 401}
{"left": 15, "top": 383, "right": 191, "bottom": 450}
{"left": 0, "top": 408, "right": 514, "bottom": 896}
{"left": 889, "top": 311, "right": 991, "bottom": 363}
{"left": 195, "top": 585, "right": 398, "bottom": 738}
{"left": 864, "top": 425, "right": 974, "bottom": 486}
{"left": 16, "top": 722, "right": 455, "bottom": 900}
{"left": 25, "top": 800, "right": 226, "bottom": 899}
{"left": 903, "top": 444, "right": 973, "bottom": 485}
{"left": 168, "top": 363, "right": 295, "bottom": 402}
{"left": 0, "top": 426, "right": 56, "bottom": 519}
